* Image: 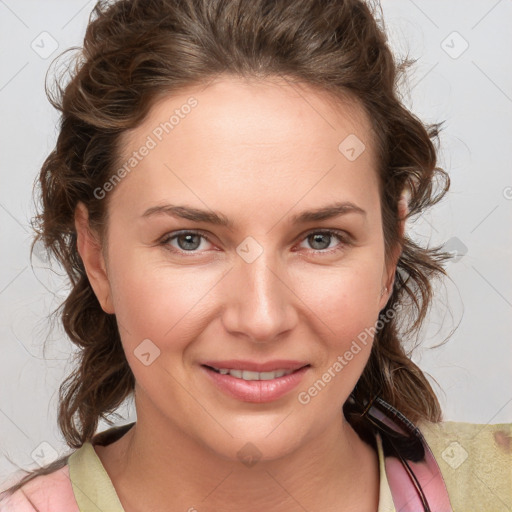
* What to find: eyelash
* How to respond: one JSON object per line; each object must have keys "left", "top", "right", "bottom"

{"left": 158, "top": 229, "right": 351, "bottom": 256}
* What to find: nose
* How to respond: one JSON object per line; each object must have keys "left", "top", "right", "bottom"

{"left": 221, "top": 246, "right": 298, "bottom": 344}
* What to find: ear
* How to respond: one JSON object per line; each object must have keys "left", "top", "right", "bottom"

{"left": 378, "top": 196, "right": 408, "bottom": 309}
{"left": 397, "top": 192, "right": 408, "bottom": 239}
{"left": 74, "top": 202, "right": 115, "bottom": 314}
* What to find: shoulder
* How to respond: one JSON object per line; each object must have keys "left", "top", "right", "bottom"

{"left": 418, "top": 420, "right": 512, "bottom": 511}
{"left": 0, "top": 424, "right": 133, "bottom": 512}
{"left": 0, "top": 464, "right": 79, "bottom": 512}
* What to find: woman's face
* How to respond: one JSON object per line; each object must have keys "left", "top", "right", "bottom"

{"left": 78, "top": 76, "right": 397, "bottom": 461}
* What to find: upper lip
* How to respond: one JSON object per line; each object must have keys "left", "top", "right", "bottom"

{"left": 202, "top": 360, "right": 310, "bottom": 372}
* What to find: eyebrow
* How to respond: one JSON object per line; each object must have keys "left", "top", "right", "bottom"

{"left": 141, "top": 201, "right": 366, "bottom": 228}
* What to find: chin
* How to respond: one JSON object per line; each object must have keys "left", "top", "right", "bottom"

{"left": 195, "top": 415, "right": 312, "bottom": 464}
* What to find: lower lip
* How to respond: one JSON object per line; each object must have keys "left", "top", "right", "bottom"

{"left": 201, "top": 365, "right": 310, "bottom": 403}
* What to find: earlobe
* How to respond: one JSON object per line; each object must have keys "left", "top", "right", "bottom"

{"left": 74, "top": 202, "right": 115, "bottom": 314}
{"left": 380, "top": 242, "right": 402, "bottom": 309}
{"left": 379, "top": 240, "right": 403, "bottom": 310}
{"left": 378, "top": 283, "right": 391, "bottom": 310}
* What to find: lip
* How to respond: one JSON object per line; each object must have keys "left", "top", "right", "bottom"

{"left": 201, "top": 359, "right": 309, "bottom": 372}
{"left": 201, "top": 364, "right": 310, "bottom": 403}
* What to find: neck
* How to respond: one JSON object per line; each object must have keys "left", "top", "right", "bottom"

{"left": 96, "top": 396, "right": 380, "bottom": 512}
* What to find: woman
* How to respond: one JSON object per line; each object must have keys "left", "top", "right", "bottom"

{"left": 1, "top": 0, "right": 510, "bottom": 510}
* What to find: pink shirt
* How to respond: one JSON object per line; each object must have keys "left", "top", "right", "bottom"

{"left": 0, "top": 465, "right": 79, "bottom": 512}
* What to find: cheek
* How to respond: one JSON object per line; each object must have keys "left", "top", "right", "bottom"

{"left": 107, "top": 248, "right": 223, "bottom": 357}
{"left": 108, "top": 264, "right": 211, "bottom": 399}
{"left": 293, "top": 261, "right": 383, "bottom": 336}
{"left": 294, "top": 270, "right": 381, "bottom": 413}
{"left": 292, "top": 262, "right": 383, "bottom": 390}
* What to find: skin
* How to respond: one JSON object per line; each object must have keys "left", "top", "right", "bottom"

{"left": 75, "top": 76, "right": 404, "bottom": 512}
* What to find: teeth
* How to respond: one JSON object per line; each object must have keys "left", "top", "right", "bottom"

{"left": 213, "top": 368, "right": 295, "bottom": 380}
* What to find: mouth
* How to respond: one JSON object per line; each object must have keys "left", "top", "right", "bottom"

{"left": 200, "top": 362, "right": 311, "bottom": 403}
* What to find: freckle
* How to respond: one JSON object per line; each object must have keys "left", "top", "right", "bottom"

{"left": 494, "top": 430, "right": 512, "bottom": 453}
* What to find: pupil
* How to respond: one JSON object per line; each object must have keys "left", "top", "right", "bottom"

{"left": 178, "top": 234, "right": 201, "bottom": 251}
{"left": 310, "top": 233, "right": 330, "bottom": 250}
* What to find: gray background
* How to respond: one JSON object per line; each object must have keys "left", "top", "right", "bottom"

{"left": 1, "top": 0, "right": 511, "bottom": 484}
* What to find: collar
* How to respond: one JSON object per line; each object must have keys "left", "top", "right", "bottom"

{"left": 69, "top": 410, "right": 453, "bottom": 512}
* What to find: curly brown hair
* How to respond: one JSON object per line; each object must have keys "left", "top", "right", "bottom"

{"left": 2, "top": 0, "right": 451, "bottom": 496}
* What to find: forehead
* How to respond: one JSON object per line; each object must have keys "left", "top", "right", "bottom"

{"left": 120, "top": 75, "right": 376, "bottom": 163}
{"left": 110, "top": 76, "right": 379, "bottom": 220}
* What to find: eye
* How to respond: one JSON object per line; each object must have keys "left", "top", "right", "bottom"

{"left": 297, "top": 229, "right": 350, "bottom": 254}
{"left": 159, "top": 230, "right": 214, "bottom": 254}
{"left": 159, "top": 229, "right": 350, "bottom": 256}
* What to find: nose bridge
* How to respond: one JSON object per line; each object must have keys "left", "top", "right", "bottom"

{"left": 223, "top": 238, "right": 296, "bottom": 342}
